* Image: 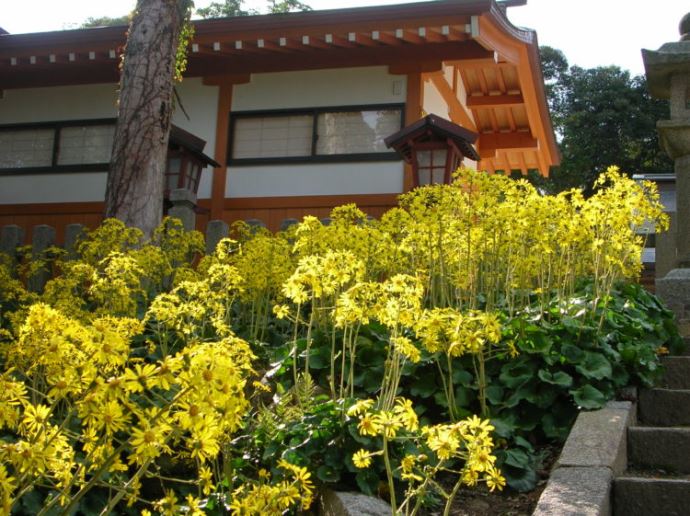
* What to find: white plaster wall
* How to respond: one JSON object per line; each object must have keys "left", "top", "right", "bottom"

{"left": 0, "top": 83, "right": 119, "bottom": 122}
{"left": 0, "top": 172, "right": 107, "bottom": 204}
{"left": 227, "top": 162, "right": 404, "bottom": 198}
{"left": 232, "top": 66, "right": 406, "bottom": 110}
{"left": 423, "top": 79, "right": 450, "bottom": 120}
{"left": 0, "top": 79, "right": 219, "bottom": 204}
{"left": 229, "top": 67, "right": 406, "bottom": 197}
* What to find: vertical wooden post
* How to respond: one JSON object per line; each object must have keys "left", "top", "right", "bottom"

{"left": 211, "top": 81, "right": 233, "bottom": 220}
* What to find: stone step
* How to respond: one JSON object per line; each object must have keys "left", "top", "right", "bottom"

{"left": 628, "top": 427, "right": 690, "bottom": 473}
{"left": 613, "top": 477, "right": 690, "bottom": 516}
{"left": 638, "top": 388, "right": 690, "bottom": 426}
{"left": 661, "top": 356, "right": 690, "bottom": 389}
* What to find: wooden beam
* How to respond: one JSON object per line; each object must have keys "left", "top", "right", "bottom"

{"left": 477, "top": 131, "right": 538, "bottom": 158}
{"left": 466, "top": 93, "right": 523, "bottom": 107}
{"left": 202, "top": 74, "right": 250, "bottom": 86}
{"left": 389, "top": 61, "right": 442, "bottom": 75}
{"left": 427, "top": 72, "right": 477, "bottom": 132}
{"left": 211, "top": 81, "right": 234, "bottom": 220}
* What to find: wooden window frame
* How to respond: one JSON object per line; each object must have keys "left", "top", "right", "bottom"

{"left": 0, "top": 118, "right": 116, "bottom": 175}
{"left": 227, "top": 103, "right": 405, "bottom": 166}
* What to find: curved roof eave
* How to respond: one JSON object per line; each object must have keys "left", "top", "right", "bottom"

{"left": 478, "top": 3, "right": 560, "bottom": 168}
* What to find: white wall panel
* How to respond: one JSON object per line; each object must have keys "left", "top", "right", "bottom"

{"left": 229, "top": 67, "right": 406, "bottom": 197}
{"left": 232, "top": 67, "right": 406, "bottom": 111}
{"left": 0, "top": 84, "right": 119, "bottom": 122}
{"left": 423, "top": 79, "right": 450, "bottom": 120}
{"left": 227, "top": 162, "right": 404, "bottom": 198}
{"left": 0, "top": 172, "right": 106, "bottom": 204}
{"left": 0, "top": 78, "right": 220, "bottom": 202}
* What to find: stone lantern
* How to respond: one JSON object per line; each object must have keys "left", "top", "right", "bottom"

{"left": 644, "top": 13, "right": 690, "bottom": 315}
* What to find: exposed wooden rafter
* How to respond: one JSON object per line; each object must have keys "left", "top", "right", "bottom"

{"left": 477, "top": 131, "right": 538, "bottom": 158}
{"left": 466, "top": 93, "right": 523, "bottom": 107}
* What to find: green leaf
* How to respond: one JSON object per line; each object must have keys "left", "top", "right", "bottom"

{"left": 537, "top": 369, "right": 573, "bottom": 387}
{"left": 410, "top": 377, "right": 437, "bottom": 398}
{"left": 452, "top": 367, "right": 473, "bottom": 385}
{"left": 575, "top": 352, "right": 612, "bottom": 380}
{"left": 355, "top": 469, "right": 380, "bottom": 496}
{"left": 571, "top": 384, "right": 607, "bottom": 409}
{"left": 561, "top": 343, "right": 584, "bottom": 363}
{"left": 317, "top": 464, "right": 341, "bottom": 483}
{"left": 485, "top": 384, "right": 504, "bottom": 404}
{"left": 502, "top": 464, "right": 538, "bottom": 492}
{"left": 499, "top": 359, "right": 536, "bottom": 388}
{"left": 517, "top": 331, "right": 552, "bottom": 354}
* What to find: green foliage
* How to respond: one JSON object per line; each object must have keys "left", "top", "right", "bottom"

{"left": 80, "top": 15, "right": 130, "bottom": 28}
{"left": 195, "top": 0, "right": 311, "bottom": 18}
{"left": 538, "top": 46, "right": 672, "bottom": 193}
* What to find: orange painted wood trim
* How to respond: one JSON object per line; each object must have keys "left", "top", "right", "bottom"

{"left": 0, "top": 201, "right": 104, "bottom": 216}
{"left": 210, "top": 82, "right": 234, "bottom": 220}
{"left": 427, "top": 72, "right": 478, "bottom": 132}
{"left": 210, "top": 193, "right": 399, "bottom": 210}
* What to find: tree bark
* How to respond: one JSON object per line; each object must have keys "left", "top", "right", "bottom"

{"left": 105, "top": 0, "right": 183, "bottom": 238}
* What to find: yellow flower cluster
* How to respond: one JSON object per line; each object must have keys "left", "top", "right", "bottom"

{"left": 229, "top": 460, "right": 314, "bottom": 513}
{"left": 349, "top": 398, "right": 504, "bottom": 513}
{"left": 415, "top": 308, "right": 502, "bottom": 357}
{"left": 0, "top": 301, "right": 254, "bottom": 513}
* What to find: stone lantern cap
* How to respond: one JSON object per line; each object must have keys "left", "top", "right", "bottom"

{"left": 642, "top": 12, "right": 690, "bottom": 99}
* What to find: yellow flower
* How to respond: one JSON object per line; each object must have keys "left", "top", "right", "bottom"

{"left": 357, "top": 413, "right": 382, "bottom": 437}
{"left": 374, "top": 411, "right": 402, "bottom": 439}
{"left": 347, "top": 398, "right": 374, "bottom": 417}
{"left": 122, "top": 363, "right": 158, "bottom": 393}
{"left": 273, "top": 304, "right": 290, "bottom": 319}
{"left": 394, "top": 397, "right": 419, "bottom": 432}
{"left": 198, "top": 466, "right": 214, "bottom": 495}
{"left": 352, "top": 449, "right": 372, "bottom": 468}
{"left": 21, "top": 404, "right": 51, "bottom": 435}
{"left": 485, "top": 466, "right": 506, "bottom": 492}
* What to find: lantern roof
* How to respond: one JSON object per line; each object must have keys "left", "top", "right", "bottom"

{"left": 169, "top": 125, "right": 220, "bottom": 168}
{"left": 384, "top": 113, "right": 481, "bottom": 162}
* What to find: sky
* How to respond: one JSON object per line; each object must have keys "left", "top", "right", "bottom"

{"left": 2, "top": 0, "right": 687, "bottom": 76}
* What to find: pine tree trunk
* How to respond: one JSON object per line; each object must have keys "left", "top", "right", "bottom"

{"left": 105, "top": 0, "right": 183, "bottom": 238}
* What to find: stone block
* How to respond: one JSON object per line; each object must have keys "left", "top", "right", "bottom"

{"left": 638, "top": 388, "right": 690, "bottom": 426}
{"left": 661, "top": 356, "right": 690, "bottom": 389}
{"left": 64, "top": 223, "right": 86, "bottom": 259}
{"left": 656, "top": 268, "right": 690, "bottom": 319}
{"left": 656, "top": 211, "right": 677, "bottom": 279}
{"left": 556, "top": 401, "right": 633, "bottom": 475}
{"left": 318, "top": 489, "right": 390, "bottom": 516}
{"left": 613, "top": 478, "right": 690, "bottom": 516}
{"left": 168, "top": 188, "right": 197, "bottom": 232}
{"left": 28, "top": 224, "right": 56, "bottom": 293}
{"left": 0, "top": 225, "right": 25, "bottom": 259}
{"left": 628, "top": 427, "right": 690, "bottom": 473}
{"left": 245, "top": 218, "right": 267, "bottom": 231}
{"left": 280, "top": 218, "right": 299, "bottom": 231}
{"left": 205, "top": 220, "right": 229, "bottom": 255}
{"left": 533, "top": 466, "right": 612, "bottom": 516}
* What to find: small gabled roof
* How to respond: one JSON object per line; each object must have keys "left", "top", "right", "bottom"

{"left": 170, "top": 125, "right": 220, "bottom": 168}
{"left": 385, "top": 114, "right": 481, "bottom": 161}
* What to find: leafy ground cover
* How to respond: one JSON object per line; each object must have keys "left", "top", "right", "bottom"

{"left": 0, "top": 167, "right": 681, "bottom": 514}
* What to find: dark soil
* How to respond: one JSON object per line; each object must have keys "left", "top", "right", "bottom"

{"left": 439, "top": 444, "right": 561, "bottom": 516}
